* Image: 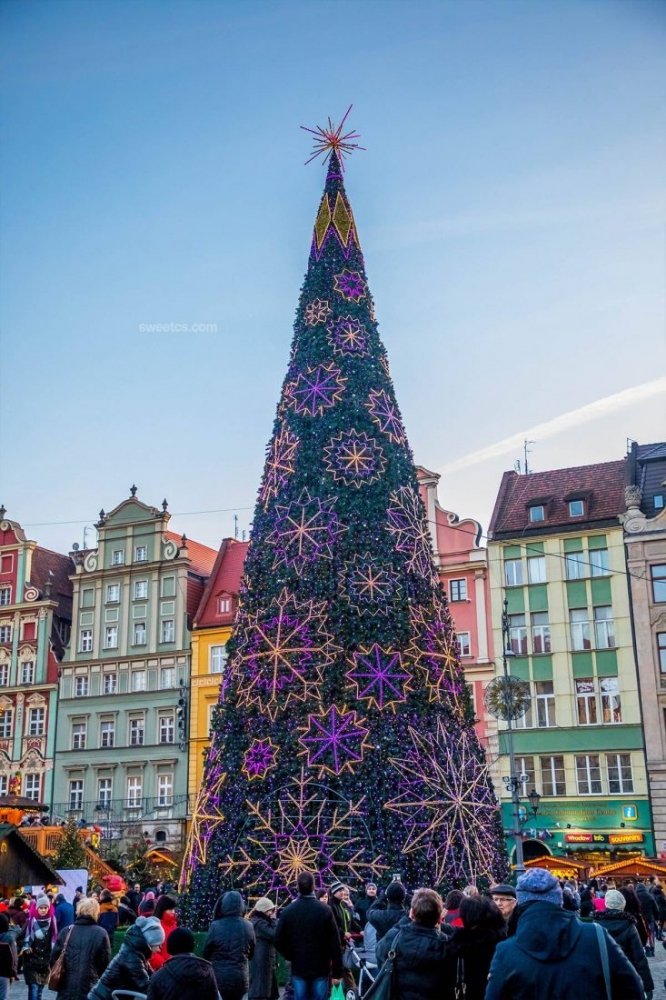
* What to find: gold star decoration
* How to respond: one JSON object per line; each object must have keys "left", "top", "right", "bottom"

{"left": 301, "top": 105, "right": 365, "bottom": 170}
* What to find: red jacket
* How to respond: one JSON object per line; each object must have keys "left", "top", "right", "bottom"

{"left": 148, "top": 909, "right": 178, "bottom": 970}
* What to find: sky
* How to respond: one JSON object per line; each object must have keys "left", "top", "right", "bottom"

{"left": 1, "top": 0, "right": 665, "bottom": 555}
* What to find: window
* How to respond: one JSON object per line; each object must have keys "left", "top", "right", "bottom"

{"left": 658, "top": 633, "right": 666, "bottom": 675}
{"left": 0, "top": 776, "right": 7, "bottom": 797}
{"left": 0, "top": 588, "right": 11, "bottom": 606}
{"left": 111, "top": 549, "right": 125, "bottom": 566}
{"left": 75, "top": 676, "right": 89, "bottom": 697}
{"left": 100, "top": 720, "right": 115, "bottom": 748}
{"left": 449, "top": 579, "right": 467, "bottom": 602}
{"left": 655, "top": 495, "right": 665, "bottom": 511}
{"left": 508, "top": 614, "right": 528, "bottom": 656}
{"left": 0, "top": 710, "right": 13, "bottom": 738}
{"left": 652, "top": 565, "right": 666, "bottom": 603}
{"left": 576, "top": 679, "right": 597, "bottom": 726}
{"left": 535, "top": 681, "right": 556, "bottom": 727}
{"left": 159, "top": 715, "right": 175, "bottom": 744}
{"left": 569, "top": 609, "right": 591, "bottom": 650}
{"left": 540, "top": 755, "right": 566, "bottom": 796}
{"left": 569, "top": 500, "right": 585, "bottom": 517}
{"left": 81, "top": 589, "right": 94, "bottom": 608}
{"left": 69, "top": 779, "right": 84, "bottom": 810}
{"left": 565, "top": 550, "right": 586, "bottom": 580}
{"left": 157, "top": 773, "right": 173, "bottom": 807}
{"left": 504, "top": 559, "right": 523, "bottom": 587}
{"left": 71, "top": 721, "right": 86, "bottom": 749}
{"left": 135, "top": 545, "right": 148, "bottom": 562}
{"left": 126, "top": 776, "right": 142, "bottom": 808}
{"left": 24, "top": 774, "right": 41, "bottom": 801}
{"left": 161, "top": 576, "right": 176, "bottom": 598}
{"left": 79, "top": 629, "right": 93, "bottom": 653}
{"left": 20, "top": 661, "right": 35, "bottom": 684}
{"left": 129, "top": 717, "right": 145, "bottom": 746}
{"left": 0, "top": 627, "right": 11, "bottom": 643}
{"left": 514, "top": 691, "right": 533, "bottom": 730}
{"left": 131, "top": 670, "right": 146, "bottom": 692}
{"left": 134, "top": 581, "right": 148, "bottom": 600}
{"left": 160, "top": 667, "right": 175, "bottom": 689}
{"left": 26, "top": 706, "right": 45, "bottom": 736}
{"left": 0, "top": 555, "right": 13, "bottom": 574}
{"left": 0, "top": 664, "right": 8, "bottom": 686}
{"left": 594, "top": 606, "right": 615, "bottom": 648}
{"left": 103, "top": 673, "right": 117, "bottom": 694}
{"left": 516, "top": 756, "right": 535, "bottom": 797}
{"left": 105, "top": 626, "right": 118, "bottom": 650}
{"left": 457, "top": 632, "right": 471, "bottom": 657}
{"left": 106, "top": 584, "right": 120, "bottom": 603}
{"left": 600, "top": 677, "right": 622, "bottom": 723}
{"left": 218, "top": 597, "right": 231, "bottom": 614}
{"left": 590, "top": 548, "right": 609, "bottom": 577}
{"left": 527, "top": 556, "right": 546, "bottom": 584}
{"left": 210, "top": 645, "right": 227, "bottom": 674}
{"left": 607, "top": 753, "right": 633, "bottom": 794}
{"left": 161, "top": 619, "right": 175, "bottom": 643}
{"left": 531, "top": 612, "right": 551, "bottom": 654}
{"left": 133, "top": 622, "right": 147, "bottom": 646}
{"left": 576, "top": 754, "right": 603, "bottom": 795}
{"left": 97, "top": 778, "right": 112, "bottom": 808}
{"left": 529, "top": 505, "right": 545, "bottom": 523}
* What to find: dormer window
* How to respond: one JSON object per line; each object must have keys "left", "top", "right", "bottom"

{"left": 218, "top": 597, "right": 231, "bottom": 614}
{"left": 655, "top": 495, "right": 664, "bottom": 511}
{"left": 569, "top": 500, "right": 585, "bottom": 518}
{"left": 529, "top": 505, "right": 545, "bottom": 523}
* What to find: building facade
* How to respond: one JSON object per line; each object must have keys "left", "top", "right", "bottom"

{"left": 52, "top": 490, "right": 216, "bottom": 849}
{"left": 0, "top": 509, "right": 72, "bottom": 809}
{"left": 488, "top": 460, "right": 653, "bottom": 865}
{"left": 623, "top": 442, "right": 666, "bottom": 854}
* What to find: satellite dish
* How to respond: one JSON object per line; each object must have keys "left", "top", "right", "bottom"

{"left": 484, "top": 675, "right": 532, "bottom": 722}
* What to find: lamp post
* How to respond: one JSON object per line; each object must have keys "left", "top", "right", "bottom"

{"left": 501, "top": 597, "right": 526, "bottom": 877}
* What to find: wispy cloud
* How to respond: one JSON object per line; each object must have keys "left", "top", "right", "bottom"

{"left": 438, "top": 378, "right": 666, "bottom": 475}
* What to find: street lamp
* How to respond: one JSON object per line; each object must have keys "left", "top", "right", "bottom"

{"left": 528, "top": 789, "right": 541, "bottom": 818}
{"left": 500, "top": 597, "right": 527, "bottom": 877}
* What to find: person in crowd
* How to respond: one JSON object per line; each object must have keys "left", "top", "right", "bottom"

{"left": 275, "top": 871, "right": 343, "bottom": 1000}
{"left": 368, "top": 881, "right": 408, "bottom": 941}
{"left": 117, "top": 896, "right": 137, "bottom": 927}
{"left": 329, "top": 882, "right": 362, "bottom": 996}
{"left": 377, "top": 888, "right": 454, "bottom": 1000}
{"left": 594, "top": 889, "right": 653, "bottom": 997}
{"left": 18, "top": 896, "right": 58, "bottom": 1000}
{"left": 97, "top": 891, "right": 118, "bottom": 948}
{"left": 88, "top": 914, "right": 165, "bottom": 1000}
{"left": 314, "top": 890, "right": 329, "bottom": 905}
{"left": 0, "top": 913, "right": 18, "bottom": 1000}
{"left": 248, "top": 898, "right": 279, "bottom": 1000}
{"left": 449, "top": 894, "right": 506, "bottom": 1000}
{"left": 620, "top": 885, "right": 649, "bottom": 946}
{"left": 355, "top": 883, "right": 378, "bottom": 929}
{"left": 54, "top": 894, "right": 75, "bottom": 934}
{"left": 146, "top": 927, "right": 218, "bottom": 1000}
{"left": 579, "top": 886, "right": 595, "bottom": 919}
{"left": 635, "top": 880, "right": 659, "bottom": 955}
{"left": 51, "top": 897, "right": 111, "bottom": 1000}
{"left": 6, "top": 897, "right": 27, "bottom": 931}
{"left": 443, "top": 890, "right": 464, "bottom": 928}
{"left": 149, "top": 895, "right": 178, "bottom": 971}
{"left": 653, "top": 881, "right": 666, "bottom": 939}
{"left": 488, "top": 885, "right": 517, "bottom": 928}
{"left": 485, "top": 868, "right": 644, "bottom": 1000}
{"left": 72, "top": 889, "right": 85, "bottom": 915}
{"left": 203, "top": 890, "right": 255, "bottom": 1000}
{"left": 139, "top": 892, "right": 156, "bottom": 916}
{"left": 126, "top": 884, "right": 142, "bottom": 914}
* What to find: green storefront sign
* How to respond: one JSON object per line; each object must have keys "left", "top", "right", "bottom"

{"left": 500, "top": 798, "right": 655, "bottom": 856}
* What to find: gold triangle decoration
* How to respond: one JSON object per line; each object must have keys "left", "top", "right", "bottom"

{"left": 332, "top": 192, "right": 353, "bottom": 247}
{"left": 314, "top": 196, "right": 332, "bottom": 249}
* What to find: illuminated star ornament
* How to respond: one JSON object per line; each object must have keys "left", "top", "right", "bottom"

{"left": 340, "top": 553, "right": 402, "bottom": 615}
{"left": 324, "top": 429, "right": 386, "bottom": 488}
{"left": 347, "top": 645, "right": 411, "bottom": 711}
{"left": 243, "top": 738, "right": 279, "bottom": 781}
{"left": 299, "top": 705, "right": 370, "bottom": 775}
{"left": 269, "top": 488, "right": 346, "bottom": 571}
{"left": 301, "top": 105, "right": 365, "bottom": 170}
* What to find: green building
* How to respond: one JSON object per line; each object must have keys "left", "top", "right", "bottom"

{"left": 488, "top": 459, "right": 653, "bottom": 867}
{"left": 52, "top": 489, "right": 216, "bottom": 851}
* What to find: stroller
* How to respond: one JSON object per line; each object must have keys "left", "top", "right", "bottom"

{"left": 343, "top": 940, "right": 378, "bottom": 999}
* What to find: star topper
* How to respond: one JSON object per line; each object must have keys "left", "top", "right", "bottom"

{"left": 301, "top": 105, "right": 365, "bottom": 170}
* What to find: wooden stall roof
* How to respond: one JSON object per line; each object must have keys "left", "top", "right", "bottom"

{"left": 592, "top": 857, "right": 666, "bottom": 879}
{"left": 524, "top": 855, "right": 590, "bottom": 879}
{"left": 0, "top": 824, "right": 63, "bottom": 889}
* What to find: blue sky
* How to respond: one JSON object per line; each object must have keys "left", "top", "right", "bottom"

{"left": 2, "top": 0, "right": 664, "bottom": 554}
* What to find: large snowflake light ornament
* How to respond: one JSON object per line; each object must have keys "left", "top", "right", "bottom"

{"left": 366, "top": 388, "right": 406, "bottom": 445}
{"left": 408, "top": 603, "right": 465, "bottom": 712}
{"left": 326, "top": 315, "right": 369, "bottom": 356}
{"left": 324, "top": 429, "right": 386, "bottom": 488}
{"left": 243, "top": 738, "right": 279, "bottom": 781}
{"left": 299, "top": 704, "right": 370, "bottom": 776}
{"left": 286, "top": 363, "right": 346, "bottom": 418}
{"left": 387, "top": 486, "right": 435, "bottom": 578}
{"left": 346, "top": 645, "right": 411, "bottom": 711}
{"left": 340, "top": 553, "right": 402, "bottom": 614}
{"left": 269, "top": 488, "right": 346, "bottom": 572}
{"left": 333, "top": 269, "right": 367, "bottom": 303}
{"left": 303, "top": 298, "right": 332, "bottom": 327}
{"left": 260, "top": 422, "right": 299, "bottom": 507}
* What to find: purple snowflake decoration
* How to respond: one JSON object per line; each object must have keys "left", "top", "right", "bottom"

{"left": 286, "top": 363, "right": 346, "bottom": 418}
{"left": 323, "top": 429, "right": 386, "bottom": 488}
{"left": 408, "top": 604, "right": 465, "bottom": 711}
{"left": 243, "top": 738, "right": 278, "bottom": 781}
{"left": 303, "top": 298, "right": 332, "bottom": 327}
{"left": 300, "top": 705, "right": 370, "bottom": 775}
{"left": 366, "top": 388, "right": 406, "bottom": 445}
{"left": 326, "top": 315, "right": 369, "bottom": 356}
{"left": 386, "top": 486, "right": 434, "bottom": 578}
{"left": 347, "top": 645, "right": 411, "bottom": 711}
{"left": 260, "top": 422, "right": 299, "bottom": 507}
{"left": 333, "top": 269, "right": 367, "bottom": 303}
{"left": 341, "top": 553, "right": 402, "bottom": 614}
{"left": 269, "top": 488, "right": 346, "bottom": 571}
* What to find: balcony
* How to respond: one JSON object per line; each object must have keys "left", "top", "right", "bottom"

{"left": 50, "top": 794, "right": 193, "bottom": 834}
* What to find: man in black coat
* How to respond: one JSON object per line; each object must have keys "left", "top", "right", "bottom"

{"left": 275, "top": 872, "right": 343, "bottom": 1000}
{"left": 147, "top": 927, "right": 219, "bottom": 1000}
{"left": 376, "top": 888, "right": 455, "bottom": 1000}
{"left": 368, "top": 881, "right": 408, "bottom": 941}
{"left": 203, "top": 890, "right": 255, "bottom": 1000}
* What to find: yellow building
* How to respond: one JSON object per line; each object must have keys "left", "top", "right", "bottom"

{"left": 188, "top": 539, "right": 248, "bottom": 798}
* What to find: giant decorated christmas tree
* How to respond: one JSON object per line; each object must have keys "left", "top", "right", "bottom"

{"left": 182, "top": 115, "right": 508, "bottom": 923}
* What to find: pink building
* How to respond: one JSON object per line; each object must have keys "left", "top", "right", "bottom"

{"left": 416, "top": 468, "right": 495, "bottom": 748}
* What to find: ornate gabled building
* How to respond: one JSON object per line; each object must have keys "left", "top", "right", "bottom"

{"left": 52, "top": 489, "right": 216, "bottom": 849}
{"left": 0, "top": 508, "right": 72, "bottom": 808}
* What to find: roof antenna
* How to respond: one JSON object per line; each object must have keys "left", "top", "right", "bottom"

{"left": 523, "top": 439, "right": 535, "bottom": 475}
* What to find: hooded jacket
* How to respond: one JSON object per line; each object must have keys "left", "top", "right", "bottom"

{"left": 377, "top": 918, "right": 455, "bottom": 1000}
{"left": 593, "top": 910, "right": 653, "bottom": 993}
{"left": 87, "top": 922, "right": 153, "bottom": 1000}
{"left": 485, "top": 901, "right": 644, "bottom": 1000}
{"left": 202, "top": 891, "right": 255, "bottom": 996}
{"left": 367, "top": 901, "right": 408, "bottom": 941}
{"left": 146, "top": 954, "right": 219, "bottom": 1000}
{"left": 51, "top": 914, "right": 111, "bottom": 1000}
{"left": 149, "top": 909, "right": 178, "bottom": 971}
{"left": 635, "top": 882, "right": 659, "bottom": 924}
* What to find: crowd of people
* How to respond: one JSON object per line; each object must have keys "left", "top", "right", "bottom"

{"left": 0, "top": 869, "right": 662, "bottom": 999}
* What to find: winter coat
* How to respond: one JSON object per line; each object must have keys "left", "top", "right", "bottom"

{"left": 594, "top": 910, "right": 653, "bottom": 993}
{"left": 653, "top": 886, "right": 666, "bottom": 921}
{"left": 87, "top": 922, "right": 153, "bottom": 1000}
{"left": 51, "top": 915, "right": 111, "bottom": 1000}
{"left": 19, "top": 917, "right": 57, "bottom": 986}
{"left": 149, "top": 909, "right": 178, "bottom": 971}
{"left": 275, "top": 894, "right": 343, "bottom": 980}
{"left": 202, "top": 891, "right": 255, "bottom": 997}
{"left": 97, "top": 902, "right": 119, "bottom": 942}
{"left": 6, "top": 904, "right": 27, "bottom": 930}
{"left": 55, "top": 899, "right": 75, "bottom": 934}
{"left": 249, "top": 913, "right": 278, "bottom": 1000}
{"left": 146, "top": 954, "right": 219, "bottom": 1000}
{"left": 0, "top": 930, "right": 17, "bottom": 979}
{"left": 485, "top": 901, "right": 644, "bottom": 1000}
{"left": 377, "top": 919, "right": 455, "bottom": 1000}
{"left": 448, "top": 924, "right": 506, "bottom": 1000}
{"left": 635, "top": 882, "right": 659, "bottom": 924}
{"left": 126, "top": 890, "right": 142, "bottom": 914}
{"left": 367, "top": 901, "right": 408, "bottom": 941}
{"left": 117, "top": 903, "right": 137, "bottom": 927}
{"left": 355, "top": 895, "right": 378, "bottom": 929}
{"left": 329, "top": 896, "right": 362, "bottom": 948}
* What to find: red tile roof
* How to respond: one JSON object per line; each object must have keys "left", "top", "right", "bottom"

{"left": 194, "top": 538, "right": 248, "bottom": 629}
{"left": 488, "top": 459, "right": 627, "bottom": 539}
{"left": 166, "top": 532, "right": 217, "bottom": 578}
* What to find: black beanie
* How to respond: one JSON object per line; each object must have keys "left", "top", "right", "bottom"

{"left": 167, "top": 927, "right": 195, "bottom": 955}
{"left": 385, "top": 882, "right": 406, "bottom": 904}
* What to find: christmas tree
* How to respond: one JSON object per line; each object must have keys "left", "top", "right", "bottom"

{"left": 182, "top": 116, "right": 508, "bottom": 924}
{"left": 51, "top": 816, "right": 88, "bottom": 871}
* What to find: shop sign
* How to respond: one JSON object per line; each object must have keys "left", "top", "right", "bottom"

{"left": 565, "top": 833, "right": 593, "bottom": 843}
{"left": 608, "top": 832, "right": 644, "bottom": 845}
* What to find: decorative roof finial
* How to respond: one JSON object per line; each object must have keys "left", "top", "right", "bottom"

{"left": 181, "top": 533, "right": 188, "bottom": 546}
{"left": 162, "top": 498, "right": 168, "bottom": 512}
{"left": 0, "top": 506, "right": 5, "bottom": 520}
{"left": 99, "top": 509, "right": 106, "bottom": 522}
{"left": 301, "top": 105, "right": 365, "bottom": 171}
{"left": 130, "top": 485, "right": 138, "bottom": 498}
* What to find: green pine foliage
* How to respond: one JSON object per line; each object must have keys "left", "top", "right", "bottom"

{"left": 125, "top": 835, "right": 165, "bottom": 888}
{"left": 50, "top": 816, "right": 88, "bottom": 870}
{"left": 181, "top": 151, "right": 508, "bottom": 928}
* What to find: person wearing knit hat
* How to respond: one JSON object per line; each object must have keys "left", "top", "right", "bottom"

{"left": 145, "top": 927, "right": 219, "bottom": 1000}
{"left": 328, "top": 882, "right": 361, "bottom": 997}
{"left": 19, "top": 896, "right": 57, "bottom": 1000}
{"left": 368, "top": 881, "right": 408, "bottom": 942}
{"left": 594, "top": 889, "right": 654, "bottom": 997}
{"left": 385, "top": 881, "right": 407, "bottom": 905}
{"left": 248, "top": 898, "right": 278, "bottom": 1000}
{"left": 485, "top": 867, "right": 645, "bottom": 1000}
{"left": 89, "top": 914, "right": 165, "bottom": 1000}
